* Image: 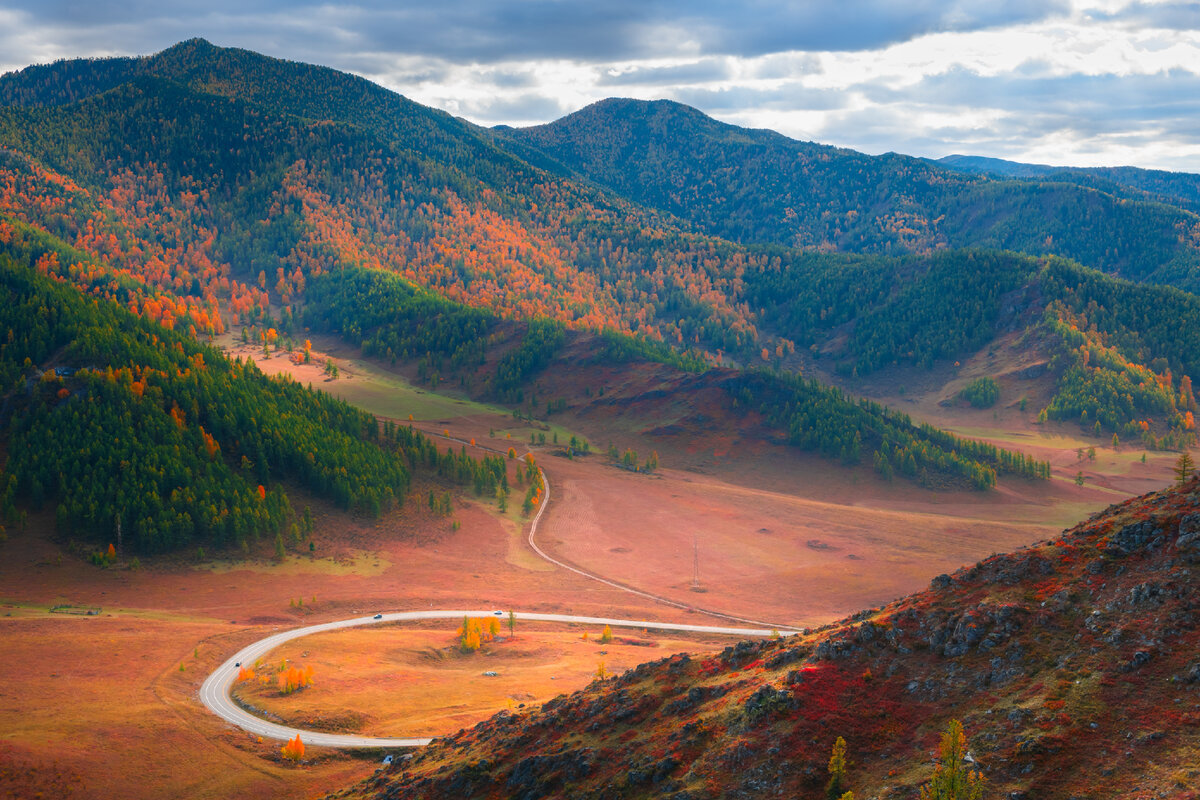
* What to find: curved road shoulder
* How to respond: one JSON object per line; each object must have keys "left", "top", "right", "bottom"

{"left": 200, "top": 609, "right": 783, "bottom": 748}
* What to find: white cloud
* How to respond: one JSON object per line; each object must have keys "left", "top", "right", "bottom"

{"left": 2, "top": 1, "right": 1199, "bottom": 170}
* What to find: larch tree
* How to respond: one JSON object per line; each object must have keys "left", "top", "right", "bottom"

{"left": 919, "top": 720, "right": 983, "bottom": 800}
{"left": 826, "top": 736, "right": 848, "bottom": 799}
{"left": 1175, "top": 451, "right": 1196, "bottom": 486}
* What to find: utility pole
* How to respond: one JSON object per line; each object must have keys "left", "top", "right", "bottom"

{"left": 692, "top": 535, "right": 699, "bottom": 590}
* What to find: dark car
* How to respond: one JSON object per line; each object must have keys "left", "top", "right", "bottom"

{"left": 374, "top": 614, "right": 383, "bottom": 619}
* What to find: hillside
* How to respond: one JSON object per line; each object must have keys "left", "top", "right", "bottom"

{"left": 334, "top": 476, "right": 1200, "bottom": 799}
{"left": 0, "top": 41, "right": 1196, "bottom": 483}
{"left": 499, "top": 98, "right": 1200, "bottom": 289}
{"left": 303, "top": 265, "right": 1050, "bottom": 490}
{"left": 742, "top": 249, "right": 1200, "bottom": 448}
{"left": 0, "top": 232, "right": 506, "bottom": 555}
{"left": 936, "top": 154, "right": 1200, "bottom": 215}
{"left": 0, "top": 40, "right": 767, "bottom": 354}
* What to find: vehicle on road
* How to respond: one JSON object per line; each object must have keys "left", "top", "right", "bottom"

{"left": 374, "top": 614, "right": 383, "bottom": 619}
{"left": 493, "top": 610, "right": 503, "bottom": 616}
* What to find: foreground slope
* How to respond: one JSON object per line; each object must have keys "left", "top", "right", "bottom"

{"left": 339, "top": 478, "right": 1200, "bottom": 799}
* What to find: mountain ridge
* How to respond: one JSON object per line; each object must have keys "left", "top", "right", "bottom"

{"left": 498, "top": 96, "right": 1200, "bottom": 289}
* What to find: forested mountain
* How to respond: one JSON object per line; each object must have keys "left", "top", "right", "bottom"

{"left": 0, "top": 39, "right": 1196, "bottom": 482}
{"left": 742, "top": 249, "right": 1199, "bottom": 449}
{"left": 0, "top": 223, "right": 507, "bottom": 555}
{"left": 937, "top": 154, "right": 1200, "bottom": 214}
{"left": 0, "top": 40, "right": 773, "bottom": 353}
{"left": 499, "top": 98, "right": 1200, "bottom": 289}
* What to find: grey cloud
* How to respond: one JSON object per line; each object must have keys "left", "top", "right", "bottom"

{"left": 671, "top": 83, "right": 849, "bottom": 113}
{"left": 1086, "top": 2, "right": 1200, "bottom": 30}
{"left": 599, "top": 60, "right": 732, "bottom": 87}
{"left": 805, "top": 69, "right": 1200, "bottom": 169}
{"left": 859, "top": 67, "right": 1200, "bottom": 131}
{"left": 749, "top": 52, "right": 823, "bottom": 81}
{"left": 6, "top": 0, "right": 1071, "bottom": 67}
{"left": 455, "top": 92, "right": 569, "bottom": 125}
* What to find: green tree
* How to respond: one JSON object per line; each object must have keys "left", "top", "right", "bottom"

{"left": 827, "top": 735, "right": 848, "bottom": 799}
{"left": 507, "top": 610, "right": 516, "bottom": 638}
{"left": 1175, "top": 451, "right": 1195, "bottom": 487}
{"left": 919, "top": 720, "right": 983, "bottom": 800}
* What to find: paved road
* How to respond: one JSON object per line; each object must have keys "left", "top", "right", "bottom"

{"left": 199, "top": 609, "right": 784, "bottom": 748}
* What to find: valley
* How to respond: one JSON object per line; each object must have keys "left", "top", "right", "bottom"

{"left": 0, "top": 329, "right": 1169, "bottom": 799}
{"left": 0, "top": 36, "right": 1197, "bottom": 800}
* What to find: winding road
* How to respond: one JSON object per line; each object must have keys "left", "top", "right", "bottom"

{"left": 199, "top": 609, "right": 783, "bottom": 748}
{"left": 200, "top": 438, "right": 797, "bottom": 748}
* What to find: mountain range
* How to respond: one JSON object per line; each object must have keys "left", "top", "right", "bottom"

{"left": 2, "top": 39, "right": 1200, "bottom": 799}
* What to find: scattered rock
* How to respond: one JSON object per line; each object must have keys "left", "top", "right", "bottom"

{"left": 1176, "top": 514, "right": 1200, "bottom": 558}
{"left": 1105, "top": 520, "right": 1162, "bottom": 556}
{"left": 743, "top": 683, "right": 795, "bottom": 725}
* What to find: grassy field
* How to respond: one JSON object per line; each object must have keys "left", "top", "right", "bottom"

{"left": 234, "top": 623, "right": 739, "bottom": 739}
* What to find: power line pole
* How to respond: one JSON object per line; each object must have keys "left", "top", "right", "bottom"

{"left": 692, "top": 535, "right": 699, "bottom": 590}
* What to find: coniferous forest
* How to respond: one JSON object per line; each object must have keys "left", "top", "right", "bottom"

{"left": 2, "top": 37, "right": 1200, "bottom": 543}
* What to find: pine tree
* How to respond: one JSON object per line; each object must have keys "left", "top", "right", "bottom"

{"left": 827, "top": 736, "right": 848, "bottom": 799}
{"left": 1175, "top": 451, "right": 1195, "bottom": 486}
{"left": 919, "top": 720, "right": 983, "bottom": 800}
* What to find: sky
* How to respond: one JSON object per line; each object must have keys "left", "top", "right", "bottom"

{"left": 3, "top": 0, "right": 1199, "bottom": 171}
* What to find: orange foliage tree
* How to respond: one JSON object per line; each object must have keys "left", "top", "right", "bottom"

{"left": 281, "top": 734, "right": 305, "bottom": 761}
{"left": 456, "top": 616, "right": 502, "bottom": 653}
{"left": 278, "top": 664, "right": 315, "bottom": 694}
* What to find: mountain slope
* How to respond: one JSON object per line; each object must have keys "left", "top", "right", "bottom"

{"left": 498, "top": 98, "right": 1200, "bottom": 289}
{"left": 0, "top": 43, "right": 768, "bottom": 352}
{"left": 337, "top": 477, "right": 1200, "bottom": 799}
{"left": 0, "top": 226, "right": 505, "bottom": 554}
{"left": 937, "top": 154, "right": 1200, "bottom": 215}
{"left": 0, "top": 42, "right": 1197, "bottom": 452}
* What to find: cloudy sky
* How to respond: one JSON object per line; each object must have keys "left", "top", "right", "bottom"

{"left": 3, "top": 0, "right": 1199, "bottom": 171}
